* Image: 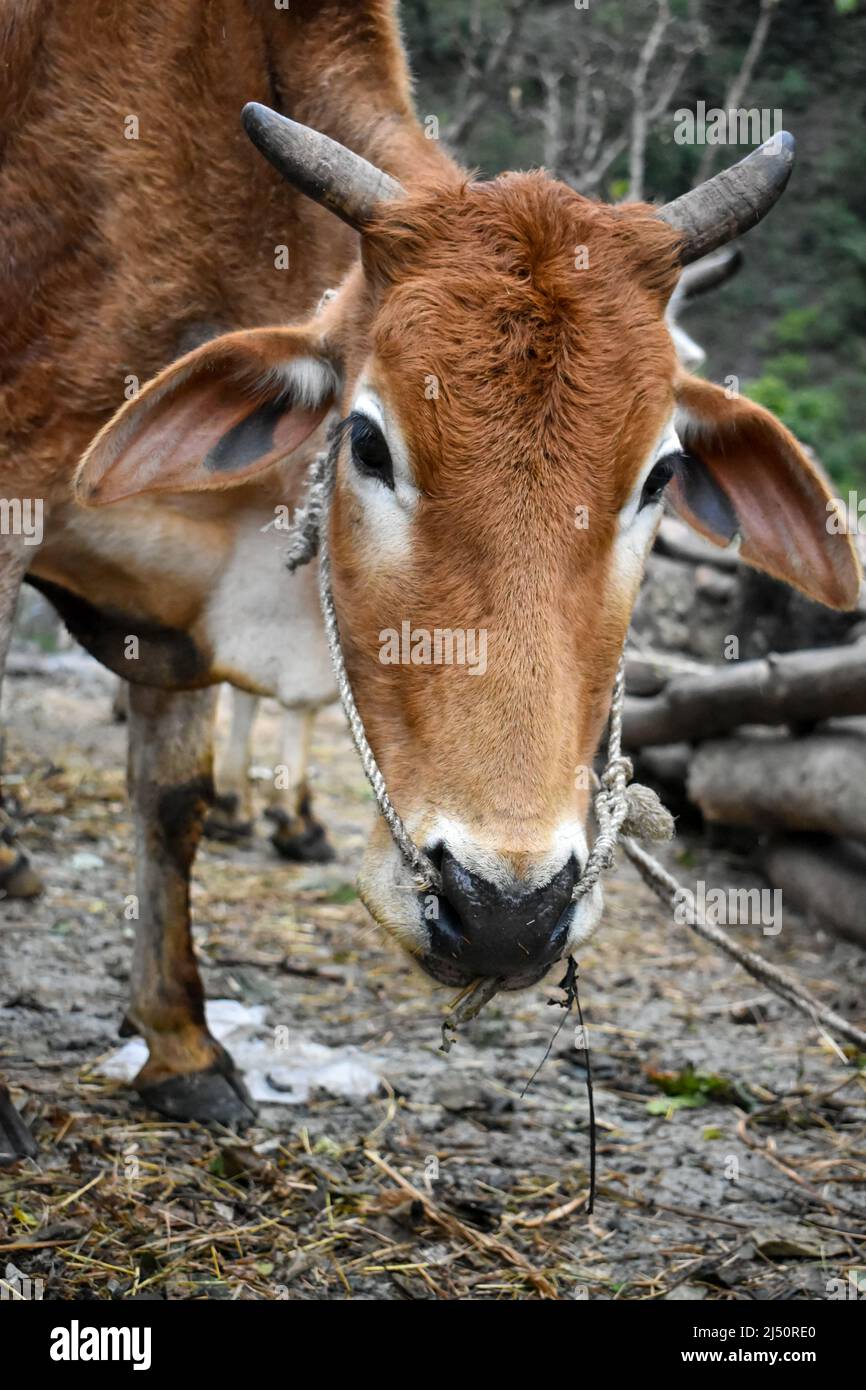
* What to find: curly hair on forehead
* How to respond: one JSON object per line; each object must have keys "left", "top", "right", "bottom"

{"left": 362, "top": 169, "right": 682, "bottom": 306}
{"left": 361, "top": 170, "right": 681, "bottom": 502}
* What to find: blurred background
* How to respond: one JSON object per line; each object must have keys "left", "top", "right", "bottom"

{"left": 404, "top": 0, "right": 866, "bottom": 495}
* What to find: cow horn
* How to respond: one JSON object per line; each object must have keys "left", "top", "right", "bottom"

{"left": 657, "top": 132, "right": 795, "bottom": 265}
{"left": 242, "top": 102, "right": 404, "bottom": 231}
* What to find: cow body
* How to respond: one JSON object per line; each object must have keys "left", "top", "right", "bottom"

{"left": 2, "top": 0, "right": 438, "bottom": 681}
{"left": 1, "top": 0, "right": 445, "bottom": 845}
{"left": 0, "top": 0, "right": 446, "bottom": 1154}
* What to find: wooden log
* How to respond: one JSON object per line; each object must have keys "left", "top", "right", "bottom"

{"left": 622, "top": 641, "right": 866, "bottom": 747}
{"left": 654, "top": 516, "right": 741, "bottom": 571}
{"left": 687, "top": 732, "right": 866, "bottom": 842}
{"left": 761, "top": 837, "right": 866, "bottom": 948}
{"left": 625, "top": 649, "right": 707, "bottom": 697}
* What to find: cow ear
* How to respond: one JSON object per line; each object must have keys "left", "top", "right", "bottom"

{"left": 75, "top": 328, "right": 340, "bottom": 506}
{"left": 669, "top": 374, "right": 862, "bottom": 611}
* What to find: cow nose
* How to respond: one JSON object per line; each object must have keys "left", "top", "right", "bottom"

{"left": 426, "top": 847, "right": 578, "bottom": 980}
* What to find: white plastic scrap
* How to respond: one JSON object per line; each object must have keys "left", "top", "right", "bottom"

{"left": 98, "top": 998, "right": 382, "bottom": 1104}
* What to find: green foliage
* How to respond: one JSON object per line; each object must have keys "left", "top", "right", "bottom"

{"left": 645, "top": 1065, "right": 753, "bottom": 1116}
{"left": 770, "top": 307, "right": 822, "bottom": 349}
{"left": 746, "top": 362, "right": 864, "bottom": 493}
{"left": 747, "top": 373, "right": 840, "bottom": 436}
{"left": 777, "top": 66, "right": 812, "bottom": 108}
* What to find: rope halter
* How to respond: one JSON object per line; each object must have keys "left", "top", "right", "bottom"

{"left": 280, "top": 425, "right": 866, "bottom": 1063}
{"left": 284, "top": 429, "right": 676, "bottom": 908}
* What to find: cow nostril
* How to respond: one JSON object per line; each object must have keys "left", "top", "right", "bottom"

{"left": 424, "top": 847, "right": 577, "bottom": 979}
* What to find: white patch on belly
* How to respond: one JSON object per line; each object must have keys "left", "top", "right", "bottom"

{"left": 205, "top": 515, "right": 336, "bottom": 707}
{"left": 39, "top": 495, "right": 336, "bottom": 713}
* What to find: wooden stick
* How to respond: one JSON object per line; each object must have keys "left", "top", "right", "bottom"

{"left": 622, "top": 836, "right": 866, "bottom": 1053}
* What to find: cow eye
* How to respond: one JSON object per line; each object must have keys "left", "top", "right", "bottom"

{"left": 349, "top": 413, "right": 394, "bottom": 489}
{"left": 639, "top": 450, "right": 686, "bottom": 510}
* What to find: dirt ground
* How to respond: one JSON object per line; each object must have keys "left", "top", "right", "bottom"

{"left": 1, "top": 655, "right": 865, "bottom": 1301}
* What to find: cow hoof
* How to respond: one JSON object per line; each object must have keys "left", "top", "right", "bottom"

{"left": 0, "top": 1086, "right": 38, "bottom": 1166}
{"left": 136, "top": 1056, "right": 257, "bottom": 1129}
{"left": 266, "top": 807, "right": 335, "bottom": 863}
{"left": 0, "top": 848, "right": 43, "bottom": 899}
{"left": 203, "top": 793, "right": 254, "bottom": 843}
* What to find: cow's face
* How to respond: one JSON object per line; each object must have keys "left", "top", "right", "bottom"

{"left": 77, "top": 128, "right": 861, "bottom": 994}
{"left": 329, "top": 176, "right": 683, "bottom": 986}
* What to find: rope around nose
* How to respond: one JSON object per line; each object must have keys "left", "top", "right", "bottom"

{"left": 283, "top": 434, "right": 866, "bottom": 1054}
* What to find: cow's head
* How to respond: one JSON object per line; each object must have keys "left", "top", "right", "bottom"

{"left": 77, "top": 107, "right": 861, "bottom": 992}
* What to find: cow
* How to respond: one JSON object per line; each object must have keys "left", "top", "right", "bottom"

{"left": 0, "top": 1, "right": 859, "bottom": 1164}
{"left": 109, "top": 238, "right": 732, "bottom": 868}
{"left": 207, "top": 689, "right": 334, "bottom": 861}
{"left": 112, "top": 676, "right": 334, "bottom": 857}
{"left": 664, "top": 244, "right": 743, "bottom": 372}
{"left": 0, "top": 0, "right": 444, "bottom": 1159}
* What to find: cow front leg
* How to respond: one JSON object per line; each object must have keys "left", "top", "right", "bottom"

{"left": 0, "top": 535, "right": 42, "bottom": 899}
{"left": 126, "top": 684, "right": 256, "bottom": 1127}
{"left": 266, "top": 707, "right": 335, "bottom": 862}
{"left": 205, "top": 687, "right": 257, "bottom": 841}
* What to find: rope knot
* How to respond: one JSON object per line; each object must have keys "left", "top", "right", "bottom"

{"left": 622, "top": 781, "right": 676, "bottom": 843}
{"left": 600, "top": 754, "right": 633, "bottom": 793}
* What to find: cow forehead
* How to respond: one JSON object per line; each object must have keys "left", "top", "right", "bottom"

{"left": 358, "top": 171, "right": 678, "bottom": 500}
{"left": 361, "top": 171, "right": 680, "bottom": 501}
{"left": 364, "top": 169, "right": 681, "bottom": 294}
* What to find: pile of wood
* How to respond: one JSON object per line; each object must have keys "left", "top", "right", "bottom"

{"left": 624, "top": 519, "right": 866, "bottom": 946}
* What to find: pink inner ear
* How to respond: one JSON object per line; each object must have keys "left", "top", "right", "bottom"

{"left": 271, "top": 407, "right": 327, "bottom": 457}
{"left": 83, "top": 373, "right": 331, "bottom": 504}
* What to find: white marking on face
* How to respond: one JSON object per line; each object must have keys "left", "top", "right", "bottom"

{"left": 423, "top": 814, "right": 590, "bottom": 891}
{"left": 345, "top": 381, "right": 420, "bottom": 561}
{"left": 614, "top": 415, "right": 681, "bottom": 583}
{"left": 358, "top": 836, "right": 432, "bottom": 955}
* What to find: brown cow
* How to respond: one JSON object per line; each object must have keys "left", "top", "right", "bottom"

{"left": 0, "top": 0, "right": 444, "bottom": 1159}
{"left": 1, "top": 2, "right": 859, "bottom": 1162}
{"left": 207, "top": 690, "right": 333, "bottom": 861}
